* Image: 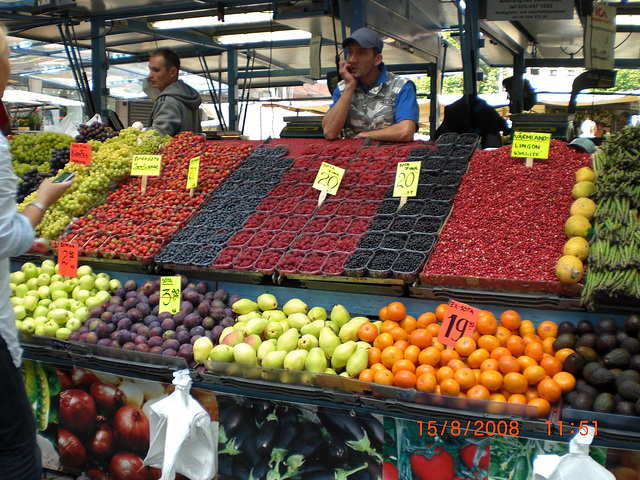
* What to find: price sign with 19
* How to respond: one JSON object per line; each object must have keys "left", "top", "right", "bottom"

{"left": 437, "top": 299, "right": 481, "bottom": 348}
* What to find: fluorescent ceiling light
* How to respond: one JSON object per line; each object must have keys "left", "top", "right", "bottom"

{"left": 150, "top": 12, "right": 272, "bottom": 30}
{"left": 216, "top": 30, "right": 312, "bottom": 45}
{"left": 616, "top": 15, "right": 640, "bottom": 26}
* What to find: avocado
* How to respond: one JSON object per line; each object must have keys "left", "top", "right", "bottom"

{"left": 615, "top": 400, "right": 637, "bottom": 416}
{"left": 562, "top": 352, "right": 585, "bottom": 377}
{"left": 618, "top": 380, "right": 640, "bottom": 401}
{"left": 634, "top": 397, "right": 640, "bottom": 416}
{"left": 575, "top": 332, "right": 597, "bottom": 349}
{"left": 576, "top": 319, "right": 595, "bottom": 336}
{"left": 621, "top": 337, "right": 640, "bottom": 356}
{"left": 576, "top": 346, "right": 598, "bottom": 363}
{"left": 563, "top": 390, "right": 579, "bottom": 406}
{"left": 575, "top": 379, "right": 599, "bottom": 398}
{"left": 553, "top": 333, "right": 576, "bottom": 351}
{"left": 557, "top": 321, "right": 577, "bottom": 335}
{"left": 616, "top": 329, "right": 630, "bottom": 345}
{"left": 604, "top": 348, "right": 632, "bottom": 369}
{"left": 629, "top": 354, "right": 640, "bottom": 372}
{"left": 582, "top": 361, "right": 604, "bottom": 380}
{"left": 572, "top": 391, "right": 594, "bottom": 411}
{"left": 616, "top": 370, "right": 640, "bottom": 388}
{"left": 593, "top": 392, "right": 616, "bottom": 413}
{"left": 596, "top": 332, "right": 618, "bottom": 354}
{"left": 596, "top": 317, "right": 618, "bottom": 335}
{"left": 626, "top": 314, "right": 640, "bottom": 337}
{"left": 587, "top": 367, "right": 616, "bottom": 390}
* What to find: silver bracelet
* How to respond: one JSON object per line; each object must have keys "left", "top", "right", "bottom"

{"left": 27, "top": 201, "right": 47, "bottom": 221}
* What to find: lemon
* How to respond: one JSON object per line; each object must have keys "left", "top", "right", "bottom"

{"left": 572, "top": 181, "right": 596, "bottom": 199}
{"left": 556, "top": 255, "right": 584, "bottom": 283}
{"left": 575, "top": 167, "right": 595, "bottom": 183}
{"left": 565, "top": 215, "right": 591, "bottom": 239}
{"left": 563, "top": 237, "right": 590, "bottom": 261}
{"left": 570, "top": 197, "right": 596, "bottom": 221}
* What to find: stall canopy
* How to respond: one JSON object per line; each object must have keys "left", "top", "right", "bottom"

{"left": 2, "top": 88, "right": 84, "bottom": 107}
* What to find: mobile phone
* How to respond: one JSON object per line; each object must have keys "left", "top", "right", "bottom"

{"left": 52, "top": 171, "right": 76, "bottom": 183}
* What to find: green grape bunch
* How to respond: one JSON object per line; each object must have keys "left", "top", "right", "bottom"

{"left": 9, "top": 132, "right": 74, "bottom": 177}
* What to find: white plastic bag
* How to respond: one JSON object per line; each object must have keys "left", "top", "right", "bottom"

{"left": 532, "top": 426, "right": 614, "bottom": 480}
{"left": 143, "top": 370, "right": 217, "bottom": 480}
{"left": 44, "top": 113, "right": 80, "bottom": 136}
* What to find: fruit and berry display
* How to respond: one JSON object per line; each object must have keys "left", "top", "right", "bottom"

{"left": 52, "top": 133, "right": 252, "bottom": 264}
{"left": 421, "top": 139, "right": 592, "bottom": 292}
{"left": 581, "top": 126, "right": 640, "bottom": 309}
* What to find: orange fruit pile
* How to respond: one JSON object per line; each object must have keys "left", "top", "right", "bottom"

{"left": 357, "top": 303, "right": 576, "bottom": 419}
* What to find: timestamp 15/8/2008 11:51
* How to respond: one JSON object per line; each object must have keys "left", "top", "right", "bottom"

{"left": 547, "top": 420, "right": 598, "bottom": 436}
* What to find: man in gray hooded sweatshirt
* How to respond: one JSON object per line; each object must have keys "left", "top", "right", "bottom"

{"left": 147, "top": 48, "right": 202, "bottom": 137}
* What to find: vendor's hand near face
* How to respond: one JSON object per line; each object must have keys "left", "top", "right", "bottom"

{"left": 338, "top": 60, "right": 357, "bottom": 87}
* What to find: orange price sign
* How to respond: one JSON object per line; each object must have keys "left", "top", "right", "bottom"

{"left": 70, "top": 143, "right": 92, "bottom": 165}
{"left": 58, "top": 242, "right": 79, "bottom": 277}
{"left": 437, "top": 299, "right": 481, "bottom": 348}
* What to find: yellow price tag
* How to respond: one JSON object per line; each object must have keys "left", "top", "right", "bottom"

{"left": 313, "top": 161, "right": 345, "bottom": 196}
{"left": 393, "top": 161, "right": 421, "bottom": 197}
{"left": 511, "top": 132, "right": 551, "bottom": 159}
{"left": 131, "top": 155, "right": 162, "bottom": 176}
{"left": 159, "top": 276, "right": 182, "bottom": 314}
{"left": 187, "top": 156, "right": 200, "bottom": 189}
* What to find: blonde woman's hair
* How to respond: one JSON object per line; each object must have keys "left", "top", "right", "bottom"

{"left": 0, "top": 24, "right": 7, "bottom": 57}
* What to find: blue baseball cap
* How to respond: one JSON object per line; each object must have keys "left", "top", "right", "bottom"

{"left": 342, "top": 27, "right": 384, "bottom": 52}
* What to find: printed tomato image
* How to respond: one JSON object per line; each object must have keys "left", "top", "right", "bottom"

{"left": 410, "top": 445, "right": 455, "bottom": 480}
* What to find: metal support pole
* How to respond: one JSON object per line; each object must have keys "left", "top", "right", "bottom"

{"left": 91, "top": 18, "right": 108, "bottom": 120}
{"left": 227, "top": 46, "right": 238, "bottom": 132}
{"left": 458, "top": 0, "right": 480, "bottom": 97}
{"left": 511, "top": 52, "right": 526, "bottom": 114}
{"left": 349, "top": 0, "right": 365, "bottom": 31}
{"left": 429, "top": 62, "right": 441, "bottom": 139}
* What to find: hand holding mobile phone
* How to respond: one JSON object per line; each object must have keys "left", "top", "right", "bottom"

{"left": 52, "top": 172, "right": 76, "bottom": 183}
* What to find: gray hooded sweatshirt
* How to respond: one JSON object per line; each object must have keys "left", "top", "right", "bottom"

{"left": 149, "top": 80, "right": 202, "bottom": 137}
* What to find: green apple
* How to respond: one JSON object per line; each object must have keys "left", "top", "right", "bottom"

{"left": 109, "top": 279, "right": 122, "bottom": 293}
{"left": 73, "top": 289, "right": 91, "bottom": 303}
{"left": 42, "top": 320, "right": 59, "bottom": 337}
{"left": 37, "top": 285, "right": 50, "bottom": 299}
{"left": 96, "top": 272, "right": 110, "bottom": 280}
{"left": 11, "top": 296, "right": 22, "bottom": 307}
{"left": 14, "top": 283, "right": 29, "bottom": 298}
{"left": 32, "top": 305, "right": 49, "bottom": 319}
{"left": 94, "top": 276, "right": 110, "bottom": 292}
{"left": 13, "top": 305, "right": 27, "bottom": 320}
{"left": 74, "top": 306, "right": 90, "bottom": 322}
{"left": 85, "top": 296, "right": 102, "bottom": 310}
{"left": 55, "top": 327, "right": 72, "bottom": 340}
{"left": 36, "top": 273, "right": 51, "bottom": 286}
{"left": 21, "top": 262, "right": 39, "bottom": 280}
{"left": 50, "top": 274, "right": 63, "bottom": 283}
{"left": 76, "top": 265, "right": 93, "bottom": 278}
{"left": 53, "top": 298, "right": 70, "bottom": 310}
{"left": 66, "top": 317, "right": 82, "bottom": 332}
{"left": 95, "top": 290, "right": 111, "bottom": 304}
{"left": 26, "top": 290, "right": 40, "bottom": 301}
{"left": 21, "top": 318, "right": 36, "bottom": 334}
{"left": 34, "top": 316, "right": 47, "bottom": 328}
{"left": 78, "top": 275, "right": 95, "bottom": 290}
{"left": 38, "top": 298, "right": 52, "bottom": 308}
{"left": 49, "top": 281, "right": 65, "bottom": 292}
{"left": 10, "top": 271, "right": 26, "bottom": 285}
{"left": 68, "top": 300, "right": 83, "bottom": 312}
{"left": 26, "top": 277, "right": 39, "bottom": 290}
{"left": 21, "top": 295, "right": 38, "bottom": 312}
{"left": 51, "top": 289, "right": 69, "bottom": 301}
{"left": 63, "top": 278, "right": 78, "bottom": 293}
{"left": 40, "top": 260, "right": 56, "bottom": 276}
{"left": 34, "top": 325, "right": 45, "bottom": 336}
{"left": 9, "top": 283, "right": 16, "bottom": 294}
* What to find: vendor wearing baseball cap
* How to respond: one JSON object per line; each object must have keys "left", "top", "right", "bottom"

{"left": 322, "top": 27, "right": 419, "bottom": 142}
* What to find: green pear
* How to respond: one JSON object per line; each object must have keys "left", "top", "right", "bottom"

{"left": 300, "top": 320, "right": 326, "bottom": 338}
{"left": 262, "top": 350, "right": 287, "bottom": 369}
{"left": 346, "top": 348, "right": 369, "bottom": 378}
{"left": 282, "top": 298, "right": 308, "bottom": 316}
{"left": 298, "top": 334, "right": 319, "bottom": 350}
{"left": 276, "top": 327, "right": 300, "bottom": 352}
{"left": 339, "top": 317, "right": 370, "bottom": 343}
{"left": 305, "top": 347, "right": 327, "bottom": 373}
{"left": 323, "top": 367, "right": 337, "bottom": 375}
{"left": 356, "top": 341, "right": 372, "bottom": 350}
{"left": 307, "top": 306, "right": 327, "bottom": 321}
{"left": 209, "top": 344, "right": 234, "bottom": 363}
{"left": 232, "top": 298, "right": 260, "bottom": 315}
{"left": 193, "top": 337, "right": 214, "bottom": 364}
{"left": 236, "top": 311, "right": 262, "bottom": 323}
{"left": 319, "top": 327, "right": 340, "bottom": 358}
{"left": 263, "top": 321, "right": 284, "bottom": 340}
{"left": 325, "top": 320, "right": 339, "bottom": 334}
{"left": 287, "top": 312, "right": 310, "bottom": 330}
{"left": 331, "top": 341, "right": 357, "bottom": 370}
{"left": 243, "top": 334, "right": 262, "bottom": 350}
{"left": 257, "top": 293, "right": 278, "bottom": 311}
{"left": 330, "top": 304, "right": 350, "bottom": 329}
{"left": 257, "top": 339, "right": 278, "bottom": 362}
{"left": 262, "top": 309, "right": 287, "bottom": 322}
{"left": 373, "top": 320, "right": 383, "bottom": 334}
{"left": 221, "top": 330, "right": 245, "bottom": 347}
{"left": 243, "top": 317, "right": 268, "bottom": 337}
{"left": 279, "top": 319, "right": 291, "bottom": 333}
{"left": 283, "top": 350, "right": 308, "bottom": 371}
{"left": 233, "top": 343, "right": 257, "bottom": 366}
